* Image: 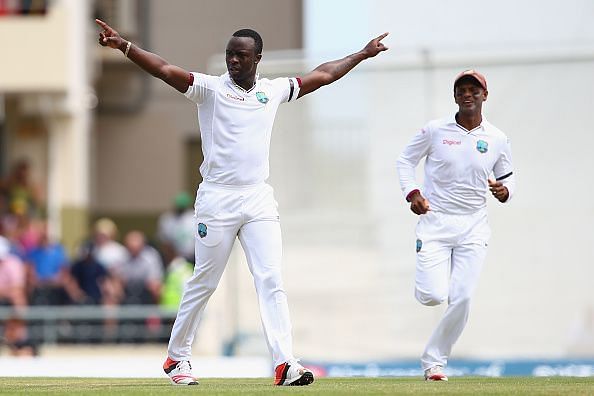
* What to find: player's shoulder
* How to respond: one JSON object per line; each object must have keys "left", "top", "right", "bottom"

{"left": 258, "top": 76, "right": 291, "bottom": 89}
{"left": 188, "top": 72, "right": 222, "bottom": 88}
{"left": 482, "top": 119, "right": 509, "bottom": 141}
{"left": 190, "top": 71, "right": 221, "bottom": 80}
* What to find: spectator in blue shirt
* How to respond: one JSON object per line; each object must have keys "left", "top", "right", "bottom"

{"left": 25, "top": 223, "right": 76, "bottom": 305}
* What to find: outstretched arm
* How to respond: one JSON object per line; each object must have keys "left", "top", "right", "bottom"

{"left": 297, "top": 33, "right": 389, "bottom": 99}
{"left": 96, "top": 19, "right": 191, "bottom": 93}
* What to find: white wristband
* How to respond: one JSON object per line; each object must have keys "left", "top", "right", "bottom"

{"left": 124, "top": 41, "right": 132, "bottom": 57}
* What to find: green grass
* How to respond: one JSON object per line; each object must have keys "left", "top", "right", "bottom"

{"left": 0, "top": 377, "right": 593, "bottom": 395}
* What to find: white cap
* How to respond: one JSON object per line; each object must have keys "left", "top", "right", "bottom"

{"left": 0, "top": 236, "right": 10, "bottom": 260}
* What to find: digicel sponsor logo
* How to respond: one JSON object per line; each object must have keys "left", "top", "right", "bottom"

{"left": 227, "top": 93, "right": 245, "bottom": 101}
{"left": 443, "top": 139, "right": 461, "bottom": 145}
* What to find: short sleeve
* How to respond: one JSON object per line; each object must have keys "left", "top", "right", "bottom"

{"left": 184, "top": 72, "right": 220, "bottom": 105}
{"left": 274, "top": 77, "right": 301, "bottom": 104}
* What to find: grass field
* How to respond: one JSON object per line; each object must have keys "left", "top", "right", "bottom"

{"left": 0, "top": 377, "right": 593, "bottom": 395}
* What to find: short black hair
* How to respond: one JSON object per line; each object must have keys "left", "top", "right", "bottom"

{"left": 232, "top": 29, "right": 263, "bottom": 55}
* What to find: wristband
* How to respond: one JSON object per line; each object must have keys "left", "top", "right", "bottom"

{"left": 406, "top": 189, "right": 420, "bottom": 202}
{"left": 124, "top": 41, "right": 132, "bottom": 57}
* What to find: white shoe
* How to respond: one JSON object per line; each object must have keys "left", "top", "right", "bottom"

{"left": 274, "top": 359, "right": 314, "bottom": 386}
{"left": 424, "top": 365, "right": 448, "bottom": 381}
{"left": 163, "top": 357, "right": 199, "bottom": 385}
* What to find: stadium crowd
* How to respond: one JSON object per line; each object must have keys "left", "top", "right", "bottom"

{"left": 0, "top": 0, "right": 47, "bottom": 16}
{"left": 0, "top": 159, "right": 194, "bottom": 321}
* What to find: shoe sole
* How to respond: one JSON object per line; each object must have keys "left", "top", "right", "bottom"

{"left": 287, "top": 372, "right": 314, "bottom": 386}
{"left": 169, "top": 378, "right": 199, "bottom": 385}
{"left": 425, "top": 376, "right": 448, "bottom": 381}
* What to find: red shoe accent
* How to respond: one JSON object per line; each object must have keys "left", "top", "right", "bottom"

{"left": 163, "top": 357, "right": 178, "bottom": 373}
{"left": 426, "top": 373, "right": 448, "bottom": 381}
{"left": 274, "top": 362, "right": 289, "bottom": 385}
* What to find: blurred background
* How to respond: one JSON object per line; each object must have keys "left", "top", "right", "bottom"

{"left": 0, "top": 0, "right": 593, "bottom": 378}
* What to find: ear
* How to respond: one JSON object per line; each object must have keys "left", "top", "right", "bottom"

{"left": 255, "top": 53, "right": 262, "bottom": 64}
{"left": 482, "top": 89, "right": 488, "bottom": 101}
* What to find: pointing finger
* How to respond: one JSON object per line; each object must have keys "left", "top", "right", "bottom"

{"left": 95, "top": 18, "right": 108, "bottom": 29}
{"left": 376, "top": 32, "right": 389, "bottom": 41}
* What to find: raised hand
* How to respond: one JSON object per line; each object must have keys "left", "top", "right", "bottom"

{"left": 96, "top": 18, "right": 124, "bottom": 50}
{"left": 361, "top": 32, "right": 389, "bottom": 58}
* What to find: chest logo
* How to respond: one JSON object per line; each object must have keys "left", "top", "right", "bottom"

{"left": 198, "top": 223, "right": 208, "bottom": 238}
{"left": 476, "top": 140, "right": 489, "bottom": 153}
{"left": 226, "top": 93, "right": 245, "bottom": 101}
{"left": 256, "top": 91, "right": 269, "bottom": 104}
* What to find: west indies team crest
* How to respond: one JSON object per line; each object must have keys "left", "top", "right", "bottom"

{"left": 198, "top": 223, "right": 208, "bottom": 238}
{"left": 255, "top": 91, "right": 269, "bottom": 104}
{"left": 476, "top": 140, "right": 489, "bottom": 153}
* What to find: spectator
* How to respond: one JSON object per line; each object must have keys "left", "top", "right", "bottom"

{"left": 117, "top": 231, "right": 163, "bottom": 304}
{"left": 2, "top": 158, "right": 43, "bottom": 219}
{"left": 92, "top": 218, "right": 127, "bottom": 271}
{"left": 159, "top": 243, "right": 193, "bottom": 310}
{"left": 70, "top": 243, "right": 111, "bottom": 305}
{"left": 157, "top": 192, "right": 195, "bottom": 263}
{"left": 0, "top": 236, "right": 27, "bottom": 307}
{"left": 25, "top": 223, "right": 73, "bottom": 305}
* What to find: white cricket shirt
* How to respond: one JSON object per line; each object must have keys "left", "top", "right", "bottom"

{"left": 397, "top": 114, "right": 515, "bottom": 214}
{"left": 184, "top": 72, "right": 300, "bottom": 186}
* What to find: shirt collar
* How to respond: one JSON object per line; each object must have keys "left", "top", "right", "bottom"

{"left": 448, "top": 112, "right": 488, "bottom": 133}
{"left": 225, "top": 72, "right": 259, "bottom": 94}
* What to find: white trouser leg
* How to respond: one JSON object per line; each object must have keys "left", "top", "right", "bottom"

{"left": 420, "top": 241, "right": 487, "bottom": 370}
{"left": 239, "top": 220, "right": 294, "bottom": 367}
{"left": 167, "top": 185, "right": 240, "bottom": 361}
{"left": 416, "top": 211, "right": 489, "bottom": 370}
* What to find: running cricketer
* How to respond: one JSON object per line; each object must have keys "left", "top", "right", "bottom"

{"left": 396, "top": 70, "right": 515, "bottom": 381}
{"left": 96, "top": 19, "right": 388, "bottom": 386}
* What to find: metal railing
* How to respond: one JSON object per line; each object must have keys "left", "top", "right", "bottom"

{"left": 0, "top": 305, "right": 178, "bottom": 345}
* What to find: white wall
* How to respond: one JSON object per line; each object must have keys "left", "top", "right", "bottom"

{"left": 228, "top": 0, "right": 593, "bottom": 362}
{"left": 201, "top": 1, "right": 594, "bottom": 362}
{"left": 305, "top": 0, "right": 594, "bottom": 56}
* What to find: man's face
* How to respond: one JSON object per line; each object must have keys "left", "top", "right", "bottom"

{"left": 225, "top": 36, "right": 261, "bottom": 82}
{"left": 454, "top": 78, "right": 488, "bottom": 113}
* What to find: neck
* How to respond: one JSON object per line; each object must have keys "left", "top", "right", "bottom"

{"left": 231, "top": 75, "right": 256, "bottom": 92}
{"left": 456, "top": 111, "right": 482, "bottom": 131}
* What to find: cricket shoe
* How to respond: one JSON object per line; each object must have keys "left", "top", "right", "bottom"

{"left": 274, "top": 359, "right": 315, "bottom": 386}
{"left": 424, "top": 365, "right": 448, "bottom": 381}
{"left": 163, "top": 357, "right": 199, "bottom": 385}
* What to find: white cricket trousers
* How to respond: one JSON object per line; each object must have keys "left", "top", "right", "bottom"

{"left": 167, "top": 181, "right": 294, "bottom": 366}
{"left": 415, "top": 209, "right": 491, "bottom": 371}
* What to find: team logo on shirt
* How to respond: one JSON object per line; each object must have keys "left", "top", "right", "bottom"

{"left": 416, "top": 239, "right": 423, "bottom": 253}
{"left": 255, "top": 91, "right": 269, "bottom": 104}
{"left": 198, "top": 223, "right": 208, "bottom": 238}
{"left": 476, "top": 140, "right": 489, "bottom": 153}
